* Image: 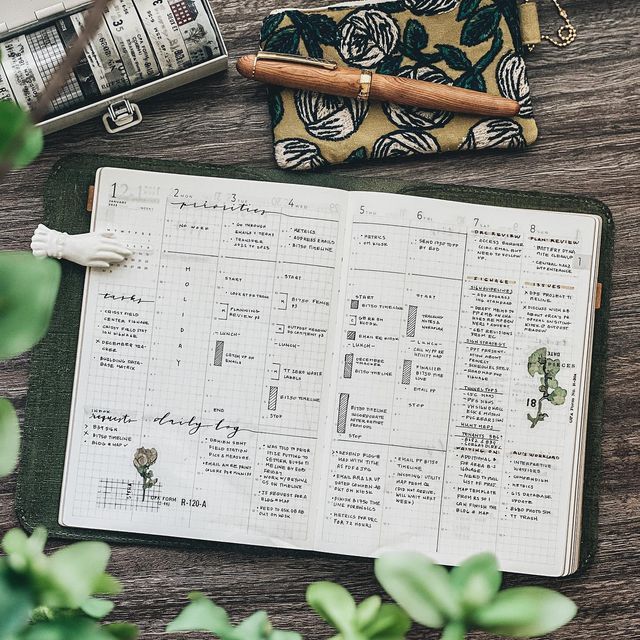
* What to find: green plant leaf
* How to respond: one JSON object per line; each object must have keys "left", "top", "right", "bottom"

{"left": 81, "top": 597, "right": 115, "bottom": 619}
{"left": 21, "top": 618, "right": 115, "bottom": 640}
{"left": 374, "top": 552, "right": 461, "bottom": 629}
{"left": 2, "top": 527, "right": 33, "bottom": 554}
{"left": 461, "top": 6, "right": 501, "bottom": 46}
{"left": 450, "top": 553, "right": 501, "bottom": 611}
{"left": 435, "top": 45, "right": 472, "bottom": 71}
{"left": 0, "top": 101, "right": 43, "bottom": 169}
{"left": 549, "top": 387, "right": 567, "bottom": 406}
{"left": 0, "top": 252, "right": 61, "bottom": 361}
{"left": 355, "top": 595, "right": 381, "bottom": 628}
{"left": 527, "top": 348, "right": 547, "bottom": 376}
{"left": 471, "top": 586, "right": 577, "bottom": 637}
{"left": 166, "top": 593, "right": 231, "bottom": 634}
{"left": 233, "top": 610, "right": 271, "bottom": 639}
{"left": 46, "top": 541, "right": 111, "bottom": 608}
{"left": 0, "top": 564, "right": 34, "bottom": 637}
{"left": 440, "top": 621, "right": 466, "bottom": 640}
{"left": 2, "top": 527, "right": 47, "bottom": 573}
{"left": 457, "top": 0, "right": 480, "bottom": 21}
{"left": 270, "top": 631, "right": 303, "bottom": 640}
{"left": 306, "top": 582, "right": 356, "bottom": 633}
{"left": 0, "top": 398, "right": 20, "bottom": 477}
{"left": 404, "top": 20, "right": 428, "bottom": 51}
{"left": 92, "top": 572, "right": 122, "bottom": 596}
{"left": 360, "top": 603, "right": 411, "bottom": 640}
{"left": 102, "top": 623, "right": 140, "bottom": 640}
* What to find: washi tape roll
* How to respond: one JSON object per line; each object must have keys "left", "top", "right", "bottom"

{"left": 132, "top": 0, "right": 191, "bottom": 75}
{"left": 26, "top": 26, "right": 86, "bottom": 113}
{"left": 0, "top": 63, "right": 16, "bottom": 102}
{"left": 168, "top": 0, "right": 221, "bottom": 66}
{"left": 0, "top": 36, "right": 48, "bottom": 110}
{"left": 56, "top": 16, "right": 102, "bottom": 102}
{"left": 68, "top": 11, "right": 130, "bottom": 96}
{"left": 103, "top": 0, "right": 161, "bottom": 86}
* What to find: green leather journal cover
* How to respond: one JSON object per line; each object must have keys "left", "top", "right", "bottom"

{"left": 16, "top": 154, "right": 614, "bottom": 575}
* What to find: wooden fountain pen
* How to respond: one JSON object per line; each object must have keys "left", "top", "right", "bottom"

{"left": 236, "top": 52, "right": 520, "bottom": 118}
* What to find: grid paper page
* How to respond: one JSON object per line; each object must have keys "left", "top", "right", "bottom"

{"left": 60, "top": 168, "right": 347, "bottom": 549}
{"left": 316, "top": 191, "right": 600, "bottom": 576}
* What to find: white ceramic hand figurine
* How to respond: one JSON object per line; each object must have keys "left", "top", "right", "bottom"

{"left": 30, "top": 224, "right": 132, "bottom": 268}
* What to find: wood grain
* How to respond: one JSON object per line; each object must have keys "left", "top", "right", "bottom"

{"left": 1, "top": 1, "right": 639, "bottom": 638}
{"left": 237, "top": 55, "right": 521, "bottom": 116}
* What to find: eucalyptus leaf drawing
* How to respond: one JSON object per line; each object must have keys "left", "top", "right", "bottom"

{"left": 526, "top": 348, "right": 567, "bottom": 428}
{"left": 133, "top": 447, "right": 158, "bottom": 501}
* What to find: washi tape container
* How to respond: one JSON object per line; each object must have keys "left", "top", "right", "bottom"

{"left": 0, "top": 0, "right": 228, "bottom": 134}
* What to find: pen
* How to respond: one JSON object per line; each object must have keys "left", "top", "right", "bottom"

{"left": 237, "top": 52, "right": 520, "bottom": 118}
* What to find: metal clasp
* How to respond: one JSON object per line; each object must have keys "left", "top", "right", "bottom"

{"left": 102, "top": 100, "right": 143, "bottom": 134}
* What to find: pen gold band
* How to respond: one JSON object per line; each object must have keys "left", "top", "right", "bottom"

{"left": 357, "top": 70, "right": 373, "bottom": 101}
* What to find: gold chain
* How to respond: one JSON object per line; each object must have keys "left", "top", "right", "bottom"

{"left": 540, "top": 0, "right": 577, "bottom": 48}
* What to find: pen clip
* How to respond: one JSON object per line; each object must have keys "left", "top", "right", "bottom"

{"left": 256, "top": 51, "right": 338, "bottom": 70}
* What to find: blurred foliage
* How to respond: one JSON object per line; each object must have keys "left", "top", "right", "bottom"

{"left": 0, "top": 527, "right": 138, "bottom": 640}
{"left": 0, "top": 252, "right": 60, "bottom": 477}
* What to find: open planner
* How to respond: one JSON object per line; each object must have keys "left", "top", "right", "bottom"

{"left": 59, "top": 167, "right": 602, "bottom": 576}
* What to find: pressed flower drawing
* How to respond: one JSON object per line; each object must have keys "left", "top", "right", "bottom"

{"left": 133, "top": 446, "right": 158, "bottom": 501}
{"left": 526, "top": 348, "right": 568, "bottom": 428}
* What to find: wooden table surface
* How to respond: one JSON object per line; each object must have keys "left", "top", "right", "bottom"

{"left": 1, "top": 1, "right": 638, "bottom": 638}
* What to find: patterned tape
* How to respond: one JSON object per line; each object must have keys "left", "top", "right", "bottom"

{"left": 0, "top": 63, "right": 16, "bottom": 102}
{"left": 69, "top": 11, "right": 131, "bottom": 96}
{"left": 26, "top": 25, "right": 85, "bottom": 113}
{"left": 103, "top": 0, "right": 160, "bottom": 86}
{"left": 168, "top": 0, "right": 221, "bottom": 66}
{"left": 0, "top": 36, "right": 48, "bottom": 110}
{"left": 133, "top": 0, "right": 191, "bottom": 75}
{"left": 0, "top": 0, "right": 221, "bottom": 117}
{"left": 56, "top": 16, "right": 103, "bottom": 101}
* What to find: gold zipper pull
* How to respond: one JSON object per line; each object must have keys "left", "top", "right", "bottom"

{"left": 542, "top": 0, "right": 577, "bottom": 48}
{"left": 520, "top": 0, "right": 577, "bottom": 52}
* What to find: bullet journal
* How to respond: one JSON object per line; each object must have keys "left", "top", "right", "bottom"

{"left": 57, "top": 166, "right": 602, "bottom": 576}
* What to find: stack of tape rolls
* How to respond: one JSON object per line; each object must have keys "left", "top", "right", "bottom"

{"left": 0, "top": 0, "right": 221, "bottom": 117}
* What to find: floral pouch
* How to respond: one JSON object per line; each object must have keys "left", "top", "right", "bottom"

{"left": 259, "top": 0, "right": 537, "bottom": 170}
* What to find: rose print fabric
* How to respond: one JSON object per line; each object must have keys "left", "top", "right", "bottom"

{"left": 260, "top": 0, "right": 537, "bottom": 170}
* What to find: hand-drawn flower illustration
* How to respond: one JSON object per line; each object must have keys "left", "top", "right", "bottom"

{"left": 274, "top": 138, "right": 328, "bottom": 170}
{"left": 133, "top": 446, "right": 158, "bottom": 502}
{"left": 371, "top": 129, "right": 440, "bottom": 160}
{"left": 459, "top": 118, "right": 526, "bottom": 151}
{"left": 399, "top": 0, "right": 459, "bottom": 16}
{"left": 497, "top": 52, "right": 533, "bottom": 118}
{"left": 338, "top": 10, "right": 400, "bottom": 69}
{"left": 384, "top": 65, "right": 454, "bottom": 129}
{"left": 526, "top": 348, "right": 567, "bottom": 428}
{"left": 295, "top": 90, "right": 369, "bottom": 140}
